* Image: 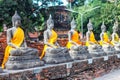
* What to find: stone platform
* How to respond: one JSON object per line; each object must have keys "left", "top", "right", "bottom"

{"left": 0, "top": 54, "right": 120, "bottom": 80}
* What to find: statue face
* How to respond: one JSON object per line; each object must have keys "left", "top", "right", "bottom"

{"left": 114, "top": 27, "right": 118, "bottom": 32}
{"left": 88, "top": 26, "right": 93, "bottom": 31}
{"left": 14, "top": 19, "right": 21, "bottom": 27}
{"left": 47, "top": 22, "right": 54, "bottom": 30}
{"left": 102, "top": 28, "right": 106, "bottom": 32}
{"left": 71, "top": 23, "right": 76, "bottom": 29}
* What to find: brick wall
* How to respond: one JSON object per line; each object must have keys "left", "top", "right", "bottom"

{"left": 1, "top": 54, "right": 120, "bottom": 80}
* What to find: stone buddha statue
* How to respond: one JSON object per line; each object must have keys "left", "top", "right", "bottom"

{"left": 41, "top": 15, "right": 72, "bottom": 64}
{"left": 66, "top": 18, "right": 91, "bottom": 60}
{"left": 1, "top": 11, "right": 44, "bottom": 69}
{"left": 86, "top": 20, "right": 105, "bottom": 57}
{"left": 111, "top": 20, "right": 120, "bottom": 51}
{"left": 99, "top": 22, "right": 115, "bottom": 55}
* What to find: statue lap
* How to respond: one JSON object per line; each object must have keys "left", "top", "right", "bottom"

{"left": 43, "top": 47, "right": 73, "bottom": 64}
{"left": 5, "top": 48, "right": 44, "bottom": 70}
{"left": 69, "top": 45, "right": 91, "bottom": 60}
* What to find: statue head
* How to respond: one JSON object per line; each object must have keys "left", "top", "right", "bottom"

{"left": 3, "top": 24, "right": 7, "bottom": 32}
{"left": 12, "top": 11, "right": 21, "bottom": 27}
{"left": 101, "top": 22, "right": 106, "bottom": 32}
{"left": 71, "top": 18, "right": 76, "bottom": 29}
{"left": 113, "top": 20, "right": 118, "bottom": 32}
{"left": 47, "top": 15, "right": 54, "bottom": 30}
{"left": 87, "top": 19, "right": 93, "bottom": 31}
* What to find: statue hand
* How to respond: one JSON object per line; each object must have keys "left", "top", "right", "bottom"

{"left": 103, "top": 41, "right": 109, "bottom": 45}
{"left": 76, "top": 44, "right": 79, "bottom": 47}
{"left": 89, "top": 41, "right": 94, "bottom": 45}
{"left": 15, "top": 46, "right": 19, "bottom": 49}
{"left": 52, "top": 45, "right": 57, "bottom": 48}
{"left": 19, "top": 47, "right": 25, "bottom": 50}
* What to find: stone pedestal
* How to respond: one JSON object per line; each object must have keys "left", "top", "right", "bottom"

{"left": 5, "top": 48, "right": 44, "bottom": 70}
{"left": 102, "top": 46, "right": 116, "bottom": 55}
{"left": 88, "top": 46, "right": 106, "bottom": 57}
{"left": 69, "top": 46, "right": 91, "bottom": 60}
{"left": 1, "top": 53, "right": 120, "bottom": 80}
{"left": 43, "top": 47, "right": 73, "bottom": 64}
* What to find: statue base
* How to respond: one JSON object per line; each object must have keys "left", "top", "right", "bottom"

{"left": 43, "top": 47, "right": 73, "bottom": 64}
{"left": 69, "top": 50, "right": 92, "bottom": 60}
{"left": 89, "top": 51, "right": 106, "bottom": 57}
{"left": 5, "top": 48, "right": 44, "bottom": 70}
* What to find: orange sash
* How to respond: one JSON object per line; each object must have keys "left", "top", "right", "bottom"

{"left": 99, "top": 32, "right": 111, "bottom": 45}
{"left": 86, "top": 31, "right": 97, "bottom": 46}
{"left": 66, "top": 31, "right": 82, "bottom": 49}
{"left": 111, "top": 33, "right": 119, "bottom": 45}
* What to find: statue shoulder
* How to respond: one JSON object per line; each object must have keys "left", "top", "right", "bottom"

{"left": 68, "top": 30, "right": 71, "bottom": 33}
{"left": 7, "top": 27, "right": 14, "bottom": 33}
{"left": 44, "top": 30, "right": 49, "bottom": 36}
{"left": 111, "top": 33, "right": 115, "bottom": 36}
{"left": 100, "top": 32, "right": 104, "bottom": 35}
{"left": 86, "top": 31, "right": 90, "bottom": 35}
{"left": 68, "top": 30, "right": 74, "bottom": 34}
{"left": 100, "top": 32, "right": 104, "bottom": 38}
{"left": 44, "top": 30, "right": 48, "bottom": 34}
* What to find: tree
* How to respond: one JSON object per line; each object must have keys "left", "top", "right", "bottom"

{"left": 71, "top": 0, "right": 120, "bottom": 40}
{"left": 0, "top": 0, "right": 44, "bottom": 36}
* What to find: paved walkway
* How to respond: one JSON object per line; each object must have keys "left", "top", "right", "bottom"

{"left": 95, "top": 69, "right": 120, "bottom": 80}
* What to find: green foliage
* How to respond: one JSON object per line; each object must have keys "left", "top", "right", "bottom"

{"left": 72, "top": 0, "right": 120, "bottom": 40}
{"left": 0, "top": 0, "right": 44, "bottom": 34}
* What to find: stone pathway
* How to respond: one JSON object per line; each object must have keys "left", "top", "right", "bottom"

{"left": 95, "top": 69, "right": 120, "bottom": 80}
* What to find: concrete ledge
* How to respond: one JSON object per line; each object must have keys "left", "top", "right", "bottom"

{"left": 0, "top": 54, "right": 120, "bottom": 80}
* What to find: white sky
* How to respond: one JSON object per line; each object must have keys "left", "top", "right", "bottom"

{"left": 62, "top": 0, "right": 68, "bottom": 5}
{"left": 34, "top": 0, "right": 68, "bottom": 6}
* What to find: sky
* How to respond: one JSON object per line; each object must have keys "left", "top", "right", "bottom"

{"left": 62, "top": 0, "right": 68, "bottom": 5}
{"left": 33, "top": 0, "right": 68, "bottom": 6}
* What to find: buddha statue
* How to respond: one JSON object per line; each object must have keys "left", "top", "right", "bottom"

{"left": 99, "top": 22, "right": 115, "bottom": 55}
{"left": 86, "top": 20, "right": 105, "bottom": 57}
{"left": 66, "top": 18, "right": 91, "bottom": 60}
{"left": 1, "top": 11, "right": 44, "bottom": 70}
{"left": 41, "top": 15, "right": 72, "bottom": 64}
{"left": 111, "top": 20, "right": 120, "bottom": 52}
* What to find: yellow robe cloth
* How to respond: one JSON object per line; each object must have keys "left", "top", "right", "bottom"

{"left": 111, "top": 33, "right": 119, "bottom": 45}
{"left": 99, "top": 32, "right": 111, "bottom": 45}
{"left": 66, "top": 31, "right": 82, "bottom": 49}
{"left": 86, "top": 31, "right": 97, "bottom": 46}
{"left": 1, "top": 27, "right": 24, "bottom": 69}
{"left": 40, "top": 30, "right": 57, "bottom": 59}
